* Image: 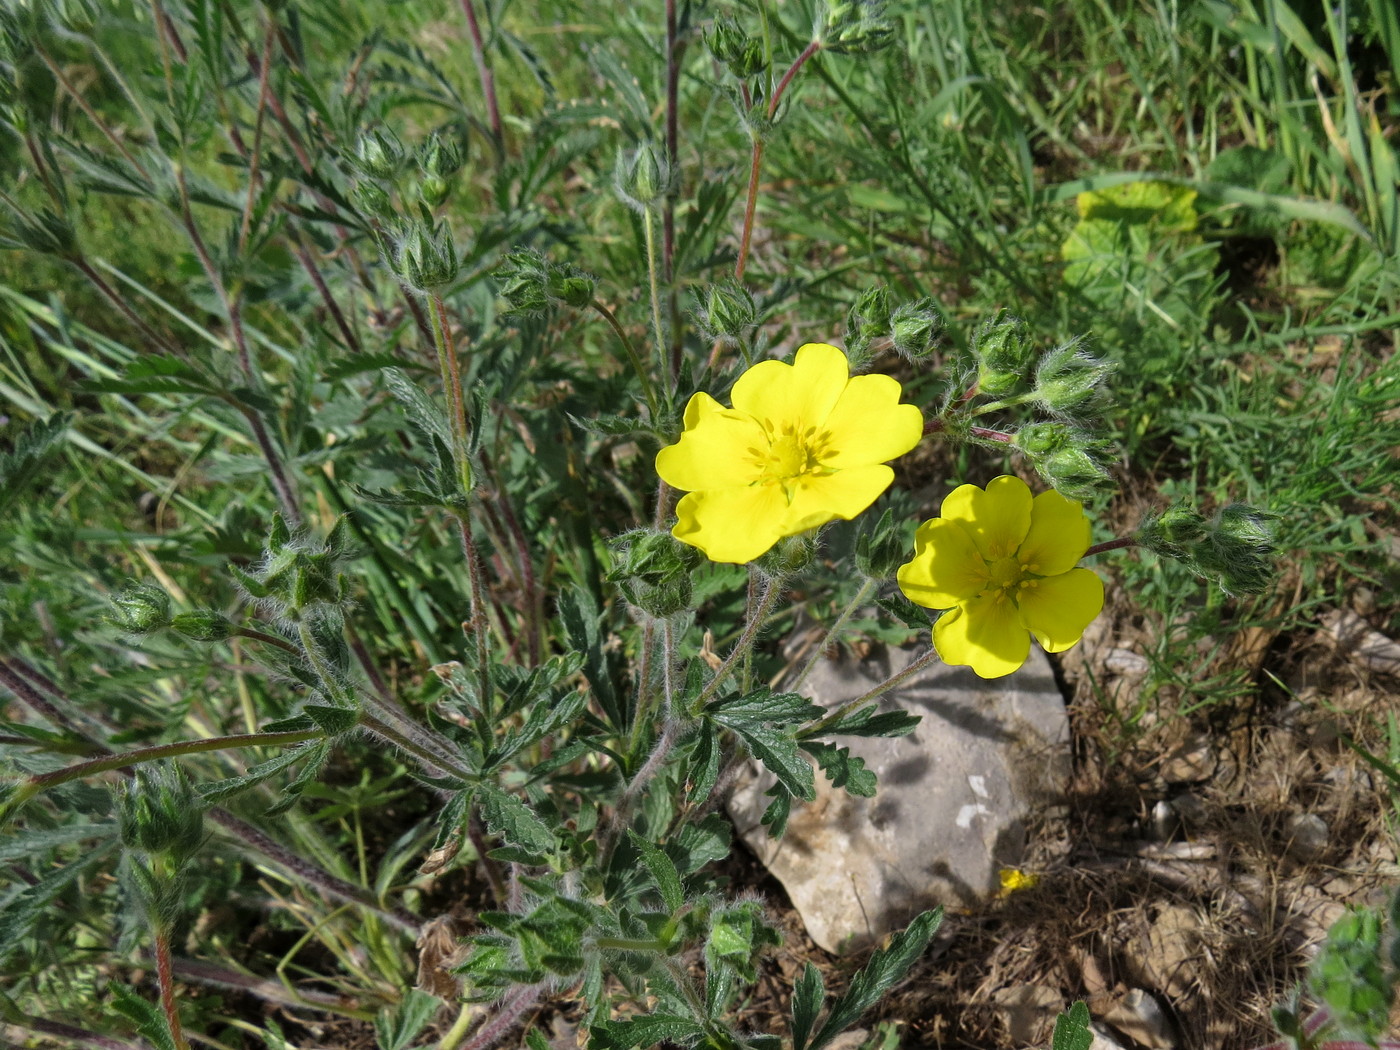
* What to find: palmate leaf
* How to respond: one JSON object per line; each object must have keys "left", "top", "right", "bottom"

{"left": 801, "top": 742, "right": 877, "bottom": 797}
{"left": 196, "top": 741, "right": 329, "bottom": 806}
{"left": 807, "top": 909, "right": 943, "bottom": 1050}
{"left": 708, "top": 689, "right": 822, "bottom": 801}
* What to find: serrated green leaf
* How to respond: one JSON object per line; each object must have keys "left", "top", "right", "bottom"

{"left": 627, "top": 830, "right": 684, "bottom": 912}
{"left": 685, "top": 727, "right": 721, "bottom": 806}
{"left": 791, "top": 963, "right": 825, "bottom": 1050}
{"left": 109, "top": 983, "right": 178, "bottom": 1050}
{"left": 197, "top": 742, "right": 324, "bottom": 805}
{"left": 706, "top": 688, "right": 822, "bottom": 726}
{"left": 0, "top": 412, "right": 71, "bottom": 517}
{"left": 264, "top": 741, "right": 333, "bottom": 817}
{"left": 567, "top": 412, "right": 658, "bottom": 438}
{"left": 808, "top": 909, "right": 942, "bottom": 1050}
{"left": 806, "top": 704, "right": 920, "bottom": 739}
{"left": 594, "top": 1014, "right": 707, "bottom": 1049}
{"left": 477, "top": 784, "right": 556, "bottom": 859}
{"left": 761, "top": 786, "right": 792, "bottom": 839}
{"left": 1051, "top": 1001, "right": 1094, "bottom": 1050}
{"left": 873, "top": 594, "right": 931, "bottom": 632}
{"left": 801, "top": 742, "right": 877, "bottom": 797}
{"left": 727, "top": 720, "right": 815, "bottom": 801}
{"left": 384, "top": 366, "right": 453, "bottom": 449}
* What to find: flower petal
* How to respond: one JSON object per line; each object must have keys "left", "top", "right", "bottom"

{"left": 656, "top": 392, "right": 768, "bottom": 493}
{"left": 933, "top": 595, "right": 1030, "bottom": 679}
{"left": 672, "top": 485, "right": 786, "bottom": 564}
{"left": 1016, "top": 568, "right": 1103, "bottom": 653}
{"left": 897, "top": 519, "right": 987, "bottom": 609}
{"left": 730, "top": 342, "right": 848, "bottom": 431}
{"left": 940, "top": 475, "right": 1033, "bottom": 561}
{"left": 819, "top": 373, "right": 923, "bottom": 467}
{"left": 779, "top": 464, "right": 895, "bottom": 537}
{"left": 1018, "top": 489, "right": 1092, "bottom": 575}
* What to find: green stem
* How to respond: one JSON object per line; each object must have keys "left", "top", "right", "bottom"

{"left": 642, "top": 206, "right": 668, "bottom": 390}
{"left": 22, "top": 730, "right": 324, "bottom": 796}
{"left": 792, "top": 578, "right": 875, "bottom": 692}
{"left": 232, "top": 626, "right": 299, "bottom": 655}
{"left": 429, "top": 293, "right": 473, "bottom": 494}
{"left": 590, "top": 298, "right": 660, "bottom": 419}
{"left": 803, "top": 647, "right": 940, "bottom": 738}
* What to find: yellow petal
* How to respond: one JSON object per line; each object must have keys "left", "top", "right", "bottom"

{"left": 730, "top": 342, "right": 848, "bottom": 430}
{"left": 933, "top": 595, "right": 1030, "bottom": 679}
{"left": 940, "top": 475, "right": 1033, "bottom": 561}
{"left": 1017, "top": 489, "right": 1091, "bottom": 575}
{"left": 819, "top": 373, "right": 923, "bottom": 467}
{"left": 780, "top": 464, "right": 894, "bottom": 537}
{"left": 656, "top": 393, "right": 768, "bottom": 493}
{"left": 897, "top": 519, "right": 987, "bottom": 609}
{"left": 672, "top": 486, "right": 786, "bottom": 564}
{"left": 1016, "top": 568, "right": 1103, "bottom": 653}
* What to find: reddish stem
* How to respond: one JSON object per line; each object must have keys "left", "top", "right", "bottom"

{"left": 1083, "top": 537, "right": 1139, "bottom": 558}
{"left": 922, "top": 417, "right": 1015, "bottom": 443}
{"left": 458, "top": 0, "right": 503, "bottom": 143}
{"left": 154, "top": 927, "right": 191, "bottom": 1050}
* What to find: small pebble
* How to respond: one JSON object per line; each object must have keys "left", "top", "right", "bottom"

{"left": 1283, "top": 813, "right": 1329, "bottom": 861}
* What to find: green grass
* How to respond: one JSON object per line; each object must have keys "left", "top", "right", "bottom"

{"left": 1, "top": 0, "right": 1397, "bottom": 1046}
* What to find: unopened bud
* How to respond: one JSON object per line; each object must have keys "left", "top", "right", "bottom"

{"left": 615, "top": 142, "right": 669, "bottom": 213}
{"left": 352, "top": 179, "right": 393, "bottom": 218}
{"left": 974, "top": 311, "right": 1035, "bottom": 396}
{"left": 108, "top": 584, "right": 172, "bottom": 634}
{"left": 495, "top": 249, "right": 551, "bottom": 315}
{"left": 1136, "top": 504, "right": 1207, "bottom": 559}
{"left": 548, "top": 268, "right": 596, "bottom": 310}
{"left": 844, "top": 285, "right": 893, "bottom": 362}
{"left": 823, "top": 0, "right": 896, "bottom": 54}
{"left": 1033, "top": 340, "right": 1112, "bottom": 415}
{"left": 117, "top": 764, "right": 204, "bottom": 862}
{"left": 889, "top": 298, "right": 943, "bottom": 360}
{"left": 754, "top": 532, "right": 817, "bottom": 577}
{"left": 393, "top": 221, "right": 459, "bottom": 292}
{"left": 1195, "top": 504, "right": 1277, "bottom": 594}
{"left": 170, "top": 611, "right": 232, "bottom": 642}
{"left": 706, "top": 17, "right": 766, "bottom": 78}
{"left": 854, "top": 507, "right": 907, "bottom": 579}
{"left": 352, "top": 128, "right": 404, "bottom": 179}
{"left": 693, "top": 281, "right": 757, "bottom": 345}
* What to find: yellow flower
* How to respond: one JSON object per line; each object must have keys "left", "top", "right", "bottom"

{"left": 897, "top": 475, "right": 1103, "bottom": 678}
{"left": 656, "top": 342, "right": 923, "bottom": 564}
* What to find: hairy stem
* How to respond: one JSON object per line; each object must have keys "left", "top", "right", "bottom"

{"left": 791, "top": 578, "right": 876, "bottom": 692}
{"left": 694, "top": 573, "right": 781, "bottom": 710}
{"left": 1084, "top": 537, "right": 1139, "bottom": 558}
{"left": 804, "top": 647, "right": 940, "bottom": 737}
{"left": 642, "top": 206, "right": 668, "bottom": 389}
{"left": 456, "top": 0, "right": 503, "bottom": 145}
{"left": 154, "top": 926, "right": 191, "bottom": 1050}
{"left": 590, "top": 298, "right": 660, "bottom": 418}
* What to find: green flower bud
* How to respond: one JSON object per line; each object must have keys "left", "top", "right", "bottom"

{"left": 495, "top": 249, "right": 552, "bottom": 316}
{"left": 108, "top": 584, "right": 172, "bottom": 634}
{"left": 420, "top": 133, "right": 465, "bottom": 179}
{"left": 692, "top": 280, "right": 757, "bottom": 345}
{"left": 352, "top": 128, "right": 404, "bottom": 179}
{"left": 854, "top": 507, "right": 907, "bottom": 579}
{"left": 844, "top": 285, "right": 893, "bottom": 362}
{"left": 1013, "top": 422, "right": 1112, "bottom": 500}
{"left": 170, "top": 611, "right": 232, "bottom": 642}
{"left": 420, "top": 175, "right": 451, "bottom": 208}
{"left": 823, "top": 0, "right": 896, "bottom": 55}
{"left": 1194, "top": 503, "right": 1277, "bottom": 595}
{"left": 889, "top": 298, "right": 943, "bottom": 360}
{"left": 117, "top": 764, "right": 204, "bottom": 863}
{"left": 232, "top": 515, "right": 352, "bottom": 620}
{"left": 547, "top": 268, "right": 596, "bottom": 310}
{"left": 1135, "top": 504, "right": 1207, "bottom": 559}
{"left": 706, "top": 17, "right": 766, "bottom": 78}
{"left": 973, "top": 311, "right": 1035, "bottom": 396}
{"left": 1033, "top": 340, "right": 1113, "bottom": 415}
{"left": 352, "top": 179, "right": 393, "bottom": 218}
{"left": 392, "top": 221, "right": 459, "bottom": 292}
{"left": 608, "top": 529, "right": 702, "bottom": 618}
{"left": 614, "top": 142, "right": 669, "bottom": 213}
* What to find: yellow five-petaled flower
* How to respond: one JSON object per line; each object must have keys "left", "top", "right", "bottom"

{"left": 897, "top": 475, "right": 1103, "bottom": 678}
{"left": 656, "top": 342, "right": 923, "bottom": 564}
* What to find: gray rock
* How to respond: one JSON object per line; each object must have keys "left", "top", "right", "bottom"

{"left": 728, "top": 644, "right": 1070, "bottom": 954}
{"left": 1104, "top": 989, "right": 1177, "bottom": 1049}
{"left": 1284, "top": 813, "right": 1329, "bottom": 861}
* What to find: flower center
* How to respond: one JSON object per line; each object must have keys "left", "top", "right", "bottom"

{"left": 748, "top": 422, "right": 832, "bottom": 487}
{"left": 982, "top": 554, "right": 1041, "bottom": 605}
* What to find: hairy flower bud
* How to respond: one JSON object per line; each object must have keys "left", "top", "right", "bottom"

{"left": 974, "top": 311, "right": 1035, "bottom": 396}
{"left": 614, "top": 142, "right": 669, "bottom": 213}
{"left": 1194, "top": 504, "right": 1277, "bottom": 595}
{"left": 706, "top": 17, "right": 766, "bottom": 78}
{"left": 1013, "top": 422, "right": 1111, "bottom": 500}
{"left": 495, "top": 249, "right": 596, "bottom": 314}
{"left": 108, "top": 584, "right": 172, "bottom": 634}
{"left": 608, "top": 529, "right": 702, "bottom": 618}
{"left": 823, "top": 0, "right": 896, "bottom": 54}
{"left": 117, "top": 765, "right": 204, "bottom": 863}
{"left": 352, "top": 179, "right": 393, "bottom": 218}
{"left": 889, "top": 298, "right": 943, "bottom": 360}
{"left": 352, "top": 128, "right": 405, "bottom": 180}
{"left": 548, "top": 268, "right": 596, "bottom": 310}
{"left": 844, "top": 285, "right": 893, "bottom": 363}
{"left": 170, "top": 611, "right": 232, "bottom": 642}
{"left": 1033, "top": 340, "right": 1113, "bottom": 415}
{"left": 393, "top": 221, "right": 459, "bottom": 292}
{"left": 418, "top": 133, "right": 466, "bottom": 207}
{"left": 692, "top": 281, "right": 757, "bottom": 345}
{"left": 1136, "top": 504, "right": 1207, "bottom": 559}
